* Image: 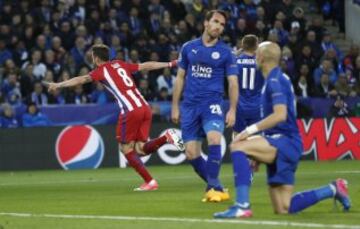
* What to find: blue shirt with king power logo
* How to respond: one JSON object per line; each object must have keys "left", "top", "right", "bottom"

{"left": 236, "top": 53, "right": 264, "bottom": 117}
{"left": 261, "top": 67, "right": 300, "bottom": 140}
{"left": 178, "top": 38, "right": 238, "bottom": 105}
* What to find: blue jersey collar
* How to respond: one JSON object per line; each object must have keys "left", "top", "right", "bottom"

{"left": 267, "top": 66, "right": 282, "bottom": 79}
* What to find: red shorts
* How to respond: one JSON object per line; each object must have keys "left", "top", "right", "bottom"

{"left": 116, "top": 105, "right": 152, "bottom": 143}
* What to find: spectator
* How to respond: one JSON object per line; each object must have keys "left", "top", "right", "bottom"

{"left": 0, "top": 2, "right": 14, "bottom": 25}
{"left": 281, "top": 46, "right": 296, "bottom": 79}
{"left": 91, "top": 81, "right": 109, "bottom": 104}
{"left": 256, "top": 6, "right": 269, "bottom": 26}
{"left": 308, "top": 16, "right": 326, "bottom": 43}
{"left": 271, "top": 20, "right": 289, "bottom": 47}
{"left": 289, "top": 7, "right": 306, "bottom": 35}
{"left": 68, "top": 84, "right": 89, "bottom": 104}
{"left": 22, "top": 102, "right": 51, "bottom": 127}
{"left": 254, "top": 20, "right": 268, "bottom": 41}
{"left": 313, "top": 59, "right": 337, "bottom": 85}
{"left": 276, "top": 0, "right": 295, "bottom": 19}
{"left": 328, "top": 96, "right": 353, "bottom": 118}
{"left": 295, "top": 73, "right": 314, "bottom": 98}
{"left": 48, "top": 88, "right": 65, "bottom": 105}
{"left": 70, "top": 36, "right": 87, "bottom": 71}
{"left": 303, "top": 30, "right": 323, "bottom": 59}
{"left": 159, "top": 17, "right": 176, "bottom": 36}
{"left": 323, "top": 48, "right": 341, "bottom": 73}
{"left": 343, "top": 44, "right": 359, "bottom": 70}
{"left": 138, "top": 77, "right": 155, "bottom": 101}
{"left": 57, "top": 20, "right": 75, "bottom": 50}
{"left": 296, "top": 45, "right": 318, "bottom": 72}
{"left": 44, "top": 49, "right": 62, "bottom": 78}
{"left": 157, "top": 68, "right": 176, "bottom": 94}
{"left": 289, "top": 21, "right": 301, "bottom": 38}
{"left": 314, "top": 73, "right": 337, "bottom": 98}
{"left": 321, "top": 31, "right": 343, "bottom": 60}
{"left": 32, "top": 0, "right": 52, "bottom": 25}
{"left": 175, "top": 20, "right": 191, "bottom": 43}
{"left": 188, "top": 0, "right": 204, "bottom": 20}
{"left": 0, "top": 39, "right": 12, "bottom": 66}
{"left": 22, "top": 25, "right": 36, "bottom": 51}
{"left": 220, "top": 0, "right": 241, "bottom": 27}
{"left": 148, "top": 12, "right": 162, "bottom": 38}
{"left": 1, "top": 73, "right": 22, "bottom": 105}
{"left": 297, "top": 64, "right": 314, "bottom": 88}
{"left": 70, "top": 0, "right": 86, "bottom": 22}
{"left": 0, "top": 103, "right": 19, "bottom": 128}
{"left": 333, "top": 0, "right": 345, "bottom": 34}
{"left": 335, "top": 73, "right": 357, "bottom": 97}
{"left": 21, "top": 49, "right": 47, "bottom": 80}
{"left": 129, "top": 7, "right": 143, "bottom": 38}
{"left": 35, "top": 34, "right": 50, "bottom": 52}
{"left": 148, "top": 0, "right": 165, "bottom": 16}
{"left": 167, "top": 0, "right": 187, "bottom": 23}
{"left": 155, "top": 87, "right": 171, "bottom": 101}
{"left": 19, "top": 64, "right": 35, "bottom": 98}
{"left": 27, "top": 81, "right": 48, "bottom": 106}
{"left": 2, "top": 59, "right": 19, "bottom": 76}
{"left": 11, "top": 40, "right": 29, "bottom": 66}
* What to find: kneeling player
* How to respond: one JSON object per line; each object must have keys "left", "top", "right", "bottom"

{"left": 214, "top": 42, "right": 351, "bottom": 218}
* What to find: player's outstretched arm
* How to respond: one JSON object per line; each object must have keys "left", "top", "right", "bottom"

{"left": 138, "top": 60, "right": 177, "bottom": 71}
{"left": 234, "top": 104, "right": 287, "bottom": 141}
{"left": 43, "top": 75, "right": 92, "bottom": 93}
{"left": 171, "top": 68, "right": 186, "bottom": 124}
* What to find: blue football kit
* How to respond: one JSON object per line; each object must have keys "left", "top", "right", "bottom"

{"left": 178, "top": 37, "right": 238, "bottom": 192}
{"left": 261, "top": 67, "right": 303, "bottom": 185}
{"left": 214, "top": 66, "right": 350, "bottom": 218}
{"left": 178, "top": 37, "right": 238, "bottom": 143}
{"left": 234, "top": 53, "right": 264, "bottom": 132}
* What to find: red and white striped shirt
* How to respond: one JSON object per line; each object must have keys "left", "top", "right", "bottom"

{"left": 89, "top": 60, "right": 148, "bottom": 114}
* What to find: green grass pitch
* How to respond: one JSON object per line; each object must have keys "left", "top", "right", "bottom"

{"left": 0, "top": 161, "right": 359, "bottom": 229}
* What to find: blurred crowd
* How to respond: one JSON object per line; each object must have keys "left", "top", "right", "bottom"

{"left": 0, "top": 0, "right": 359, "bottom": 127}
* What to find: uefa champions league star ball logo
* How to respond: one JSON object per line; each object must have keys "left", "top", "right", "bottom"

{"left": 56, "top": 125, "right": 105, "bottom": 170}
{"left": 211, "top": 51, "right": 220, "bottom": 59}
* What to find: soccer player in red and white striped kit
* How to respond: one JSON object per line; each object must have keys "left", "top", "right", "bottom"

{"left": 45, "top": 44, "right": 184, "bottom": 191}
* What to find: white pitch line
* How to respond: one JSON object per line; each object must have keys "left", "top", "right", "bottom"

{"left": 0, "top": 170, "right": 359, "bottom": 187}
{"left": 0, "top": 212, "right": 359, "bottom": 229}
{"left": 0, "top": 175, "right": 214, "bottom": 186}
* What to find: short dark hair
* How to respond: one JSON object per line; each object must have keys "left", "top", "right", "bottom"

{"left": 242, "top": 35, "right": 258, "bottom": 51}
{"left": 204, "top": 10, "right": 228, "bottom": 22}
{"left": 92, "top": 44, "right": 110, "bottom": 61}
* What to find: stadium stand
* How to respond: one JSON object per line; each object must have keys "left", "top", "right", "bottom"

{"left": 0, "top": 0, "right": 359, "bottom": 127}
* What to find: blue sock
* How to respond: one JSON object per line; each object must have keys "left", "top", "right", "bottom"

{"left": 206, "top": 145, "right": 222, "bottom": 190}
{"left": 189, "top": 156, "right": 207, "bottom": 183}
{"left": 232, "top": 151, "right": 251, "bottom": 205}
{"left": 289, "top": 184, "right": 335, "bottom": 214}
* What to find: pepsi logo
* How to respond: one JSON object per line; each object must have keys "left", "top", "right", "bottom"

{"left": 56, "top": 125, "right": 105, "bottom": 170}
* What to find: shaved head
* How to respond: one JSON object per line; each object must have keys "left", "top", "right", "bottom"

{"left": 256, "top": 42, "right": 281, "bottom": 72}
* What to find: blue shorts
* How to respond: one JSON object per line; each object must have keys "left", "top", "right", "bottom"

{"left": 264, "top": 134, "right": 303, "bottom": 185}
{"left": 180, "top": 101, "right": 224, "bottom": 143}
{"left": 233, "top": 110, "right": 261, "bottom": 133}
